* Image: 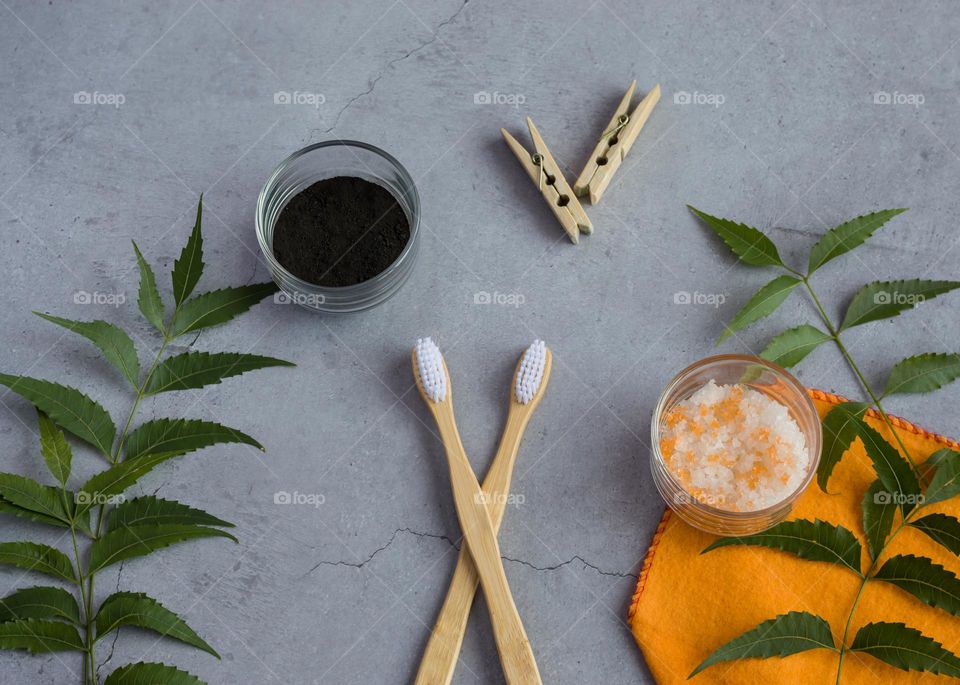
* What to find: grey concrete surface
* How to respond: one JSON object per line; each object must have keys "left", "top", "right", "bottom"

{"left": 1, "top": 1, "right": 959, "bottom": 683}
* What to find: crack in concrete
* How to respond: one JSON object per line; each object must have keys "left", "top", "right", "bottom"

{"left": 301, "top": 527, "right": 636, "bottom": 580}
{"left": 95, "top": 560, "right": 125, "bottom": 680}
{"left": 318, "top": 0, "right": 469, "bottom": 135}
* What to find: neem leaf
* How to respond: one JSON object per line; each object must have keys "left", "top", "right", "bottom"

{"left": 0, "top": 374, "right": 115, "bottom": 458}
{"left": 144, "top": 351, "right": 294, "bottom": 395}
{"left": 124, "top": 418, "right": 262, "bottom": 461}
{"left": 911, "top": 514, "right": 960, "bottom": 556}
{"left": 0, "top": 498, "right": 67, "bottom": 529}
{"left": 88, "top": 524, "right": 236, "bottom": 573}
{"left": 807, "top": 208, "right": 907, "bottom": 274}
{"left": 0, "top": 473, "right": 72, "bottom": 527}
{"left": 687, "top": 206, "right": 784, "bottom": 267}
{"left": 817, "top": 402, "right": 870, "bottom": 491}
{"left": 172, "top": 197, "right": 204, "bottom": 306}
{"left": 862, "top": 479, "right": 897, "bottom": 561}
{"left": 689, "top": 611, "right": 834, "bottom": 677}
{"left": 0, "top": 542, "right": 76, "bottom": 583}
{"left": 718, "top": 275, "right": 801, "bottom": 343}
{"left": 132, "top": 241, "right": 165, "bottom": 333}
{"left": 840, "top": 279, "right": 960, "bottom": 331}
{"left": 856, "top": 420, "right": 921, "bottom": 515}
{"left": 760, "top": 324, "right": 832, "bottom": 368}
{"left": 37, "top": 411, "right": 71, "bottom": 486}
{"left": 851, "top": 622, "right": 960, "bottom": 677}
{"left": 924, "top": 449, "right": 960, "bottom": 502}
{"left": 874, "top": 554, "right": 960, "bottom": 616}
{"left": 169, "top": 283, "right": 278, "bottom": 337}
{"left": 0, "top": 586, "right": 81, "bottom": 624}
{"left": 105, "top": 662, "right": 206, "bottom": 685}
{"left": 702, "top": 518, "right": 862, "bottom": 574}
{"left": 107, "top": 496, "right": 233, "bottom": 531}
{"left": 883, "top": 353, "right": 960, "bottom": 397}
{"left": 95, "top": 591, "right": 218, "bottom": 657}
{"left": 0, "top": 619, "right": 83, "bottom": 653}
{"left": 33, "top": 313, "right": 140, "bottom": 387}
{"left": 75, "top": 451, "right": 183, "bottom": 517}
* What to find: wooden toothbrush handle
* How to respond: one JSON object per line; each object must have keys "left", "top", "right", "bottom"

{"left": 416, "top": 412, "right": 529, "bottom": 685}
{"left": 438, "top": 413, "right": 541, "bottom": 685}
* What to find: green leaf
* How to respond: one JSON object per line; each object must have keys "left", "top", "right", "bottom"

{"left": 840, "top": 279, "right": 960, "bottom": 331}
{"left": 702, "top": 518, "right": 862, "bottom": 574}
{"left": 88, "top": 524, "right": 236, "bottom": 574}
{"left": 760, "top": 324, "right": 832, "bottom": 368}
{"left": 0, "top": 374, "right": 115, "bottom": 457}
{"left": 105, "top": 662, "right": 206, "bottom": 685}
{"left": 0, "top": 497, "right": 68, "bottom": 528}
{"left": 0, "top": 618, "right": 83, "bottom": 653}
{"left": 0, "top": 542, "right": 75, "bottom": 583}
{"left": 125, "top": 418, "right": 262, "bottom": 461}
{"left": 911, "top": 514, "right": 960, "bottom": 556}
{"left": 924, "top": 449, "right": 960, "bottom": 501}
{"left": 132, "top": 241, "right": 165, "bottom": 333}
{"left": 817, "top": 402, "right": 870, "bottom": 491}
{"left": 856, "top": 419, "right": 921, "bottom": 515}
{"left": 169, "top": 283, "right": 278, "bottom": 337}
{"left": 95, "top": 591, "right": 218, "bottom": 657}
{"left": 883, "top": 352, "right": 960, "bottom": 397}
{"left": 76, "top": 451, "right": 183, "bottom": 517}
{"left": 33, "top": 313, "right": 140, "bottom": 387}
{"left": 862, "top": 479, "right": 897, "bottom": 561}
{"left": 37, "top": 411, "right": 71, "bottom": 486}
{"left": 807, "top": 208, "right": 907, "bottom": 274}
{"left": 172, "top": 197, "right": 205, "bottom": 306}
{"left": 851, "top": 622, "right": 960, "bottom": 677}
{"left": 718, "top": 275, "right": 802, "bottom": 343}
{"left": 108, "top": 496, "right": 233, "bottom": 531}
{"left": 874, "top": 554, "right": 960, "bottom": 616}
{"left": 687, "top": 206, "right": 785, "bottom": 267}
{"left": 0, "top": 586, "right": 80, "bottom": 624}
{"left": 689, "top": 611, "right": 834, "bottom": 677}
{"left": 144, "top": 351, "right": 294, "bottom": 395}
{"left": 0, "top": 473, "right": 72, "bottom": 527}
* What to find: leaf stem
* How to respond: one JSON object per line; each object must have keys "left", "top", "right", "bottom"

{"left": 800, "top": 278, "right": 924, "bottom": 481}
{"left": 70, "top": 527, "right": 93, "bottom": 685}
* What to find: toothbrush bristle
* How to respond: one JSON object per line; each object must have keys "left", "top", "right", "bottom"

{"left": 515, "top": 339, "right": 547, "bottom": 404}
{"left": 415, "top": 337, "right": 447, "bottom": 403}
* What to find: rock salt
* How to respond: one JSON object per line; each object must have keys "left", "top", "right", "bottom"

{"left": 659, "top": 380, "right": 809, "bottom": 512}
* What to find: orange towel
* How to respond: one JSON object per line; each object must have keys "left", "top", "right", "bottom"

{"left": 628, "top": 389, "right": 960, "bottom": 684}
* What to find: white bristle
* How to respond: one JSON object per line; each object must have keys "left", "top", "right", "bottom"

{"left": 515, "top": 340, "right": 546, "bottom": 404}
{"left": 415, "top": 337, "right": 447, "bottom": 403}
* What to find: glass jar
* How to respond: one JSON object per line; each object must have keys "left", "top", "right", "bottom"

{"left": 650, "top": 354, "right": 822, "bottom": 536}
{"left": 255, "top": 141, "right": 421, "bottom": 313}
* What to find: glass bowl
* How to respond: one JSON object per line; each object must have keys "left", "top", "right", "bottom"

{"left": 255, "top": 141, "right": 420, "bottom": 313}
{"left": 650, "top": 354, "right": 822, "bottom": 536}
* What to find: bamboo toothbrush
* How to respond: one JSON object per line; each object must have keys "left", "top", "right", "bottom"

{"left": 416, "top": 340, "right": 551, "bottom": 685}
{"left": 412, "top": 338, "right": 543, "bottom": 685}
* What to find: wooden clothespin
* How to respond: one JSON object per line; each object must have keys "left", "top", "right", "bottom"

{"left": 574, "top": 81, "right": 660, "bottom": 205}
{"left": 501, "top": 118, "right": 592, "bottom": 244}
